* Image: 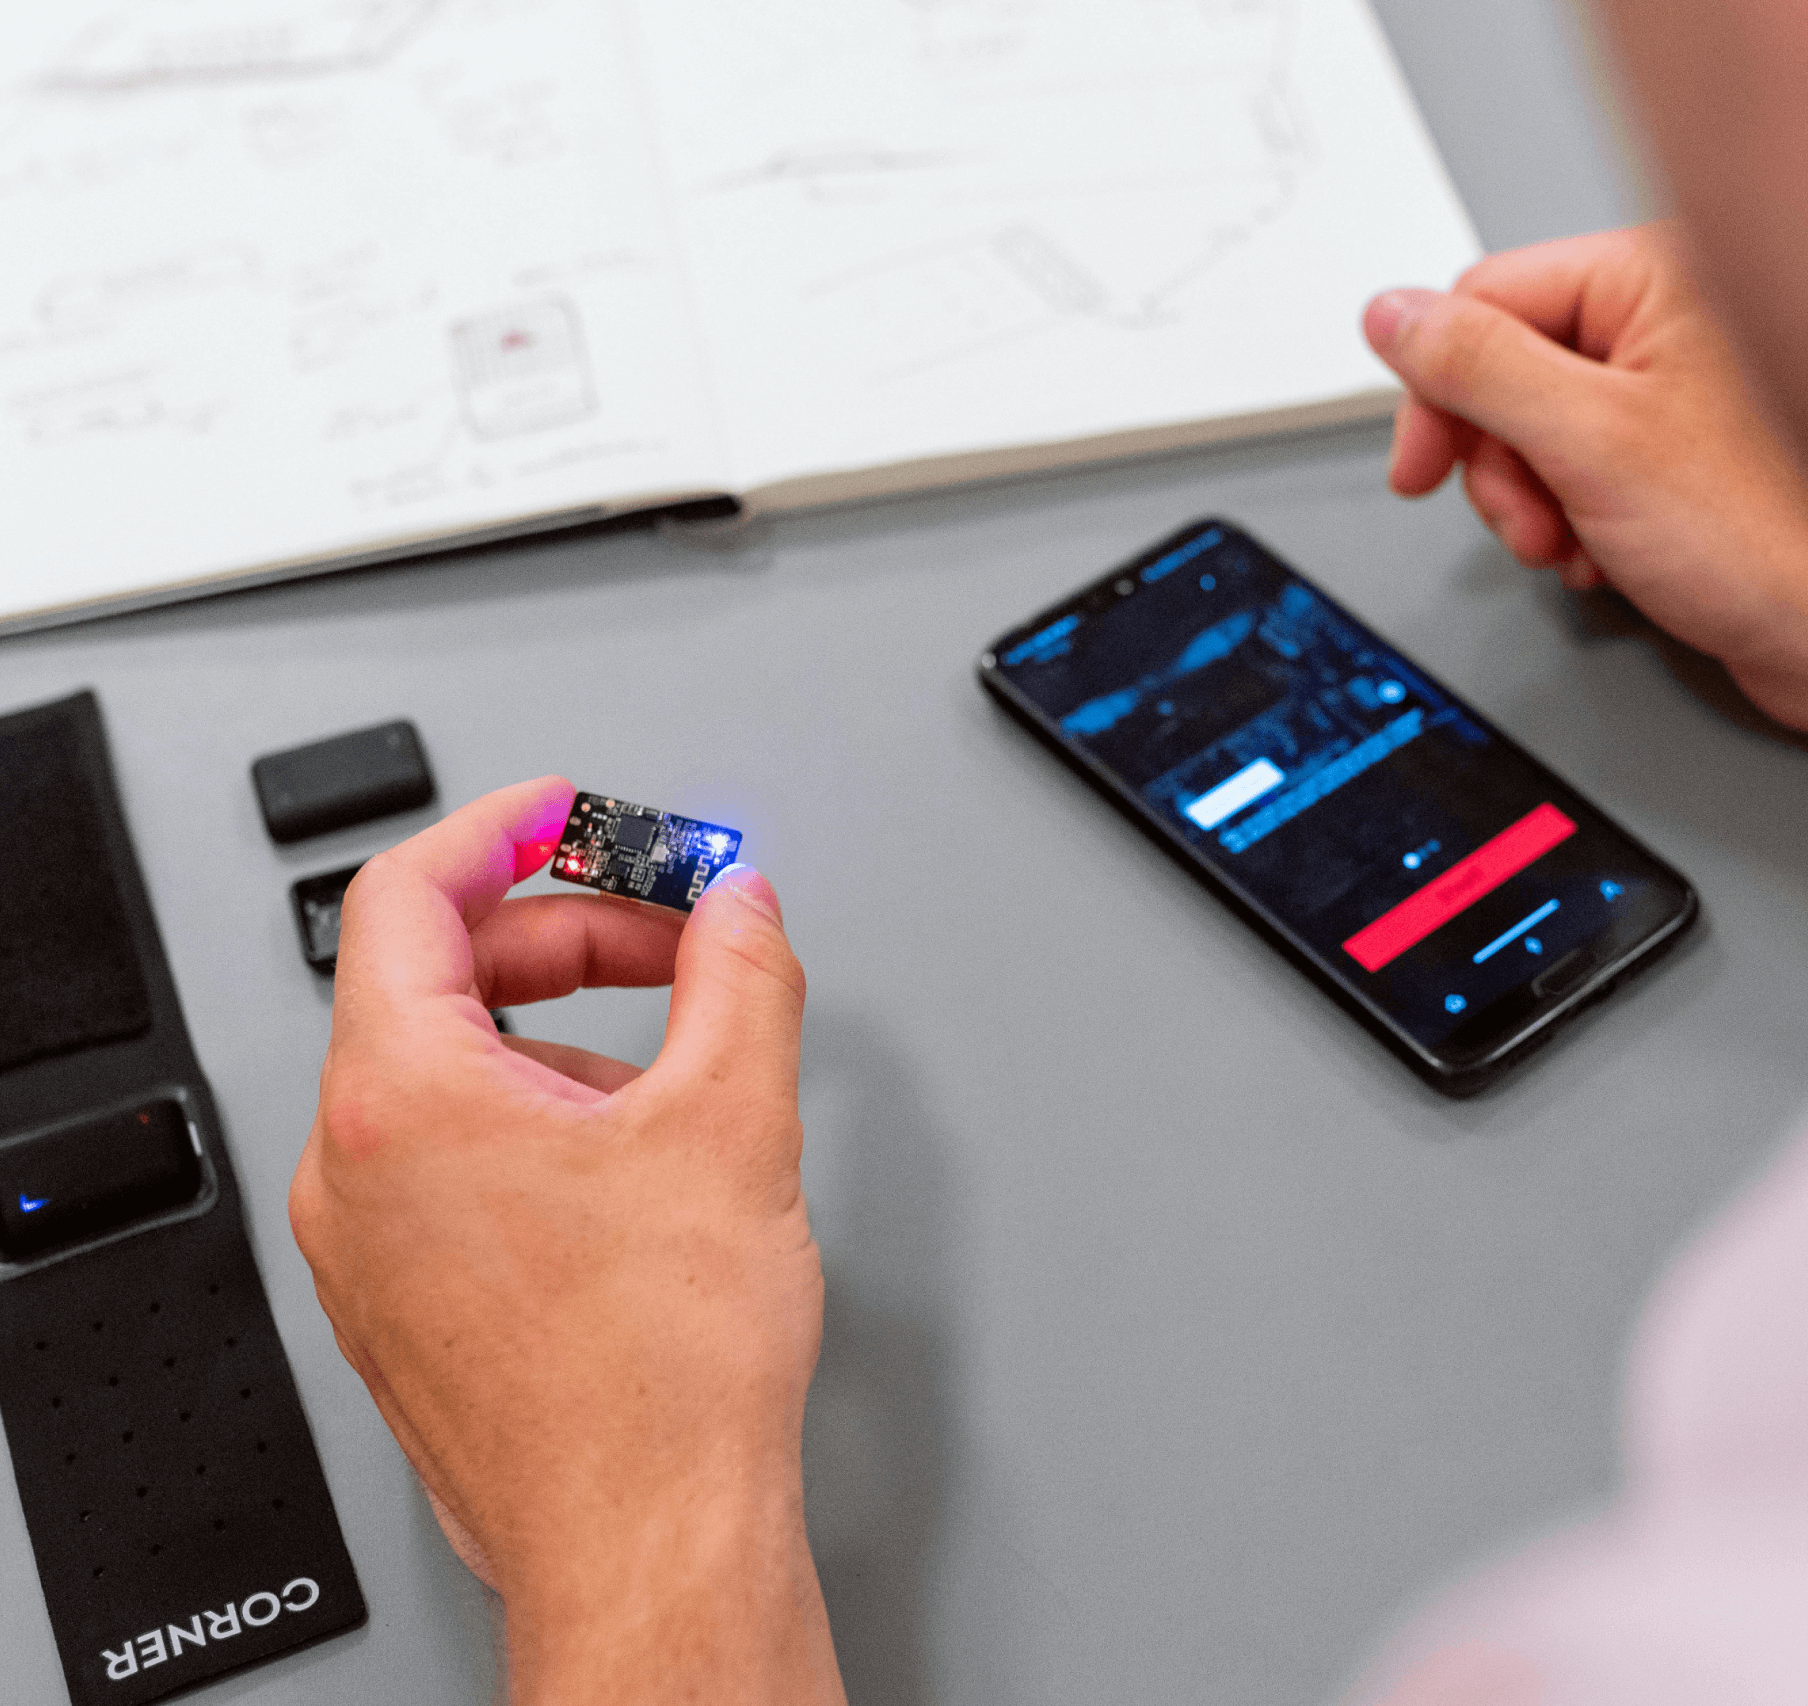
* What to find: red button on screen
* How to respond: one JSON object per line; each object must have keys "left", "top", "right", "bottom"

{"left": 1343, "top": 803, "right": 1578, "bottom": 973}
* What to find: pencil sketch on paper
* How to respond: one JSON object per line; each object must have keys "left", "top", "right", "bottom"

{"left": 28, "top": 247, "right": 259, "bottom": 337}
{"left": 282, "top": 242, "right": 442, "bottom": 374}
{"left": 42, "top": 0, "right": 442, "bottom": 92}
{"left": 1, "top": 241, "right": 255, "bottom": 443}
{"left": 898, "top": 0, "right": 1047, "bottom": 72}
{"left": 291, "top": 297, "right": 403, "bottom": 372}
{"left": 894, "top": 0, "right": 1296, "bottom": 88}
{"left": 9, "top": 366, "right": 233, "bottom": 445}
{"left": 799, "top": 118, "right": 1307, "bottom": 380}
{"left": 347, "top": 414, "right": 465, "bottom": 509}
{"left": 240, "top": 98, "right": 342, "bottom": 168}
{"left": 703, "top": 142, "right": 970, "bottom": 207}
{"left": 695, "top": 0, "right": 1317, "bottom": 353}
{"left": 449, "top": 296, "right": 595, "bottom": 438}
{"left": 802, "top": 225, "right": 1104, "bottom": 381}
{"left": 415, "top": 68, "right": 567, "bottom": 168}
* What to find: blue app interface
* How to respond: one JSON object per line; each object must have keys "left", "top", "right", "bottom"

{"left": 992, "top": 523, "right": 1683, "bottom": 1049}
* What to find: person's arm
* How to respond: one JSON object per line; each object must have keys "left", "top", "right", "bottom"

{"left": 1362, "top": 223, "right": 1808, "bottom": 729}
{"left": 1355, "top": 217, "right": 1808, "bottom": 1706}
{"left": 288, "top": 777, "right": 846, "bottom": 1706}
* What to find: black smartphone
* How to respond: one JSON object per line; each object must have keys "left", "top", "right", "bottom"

{"left": 977, "top": 518, "right": 1699, "bottom": 1094}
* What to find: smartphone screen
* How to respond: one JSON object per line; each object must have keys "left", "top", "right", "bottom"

{"left": 978, "top": 519, "right": 1697, "bottom": 1090}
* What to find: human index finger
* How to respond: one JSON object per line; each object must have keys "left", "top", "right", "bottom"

{"left": 335, "top": 775, "right": 576, "bottom": 1005}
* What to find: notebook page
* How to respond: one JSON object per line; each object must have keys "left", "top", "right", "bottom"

{"left": 0, "top": 0, "right": 723, "bottom": 625}
{"left": 628, "top": 0, "right": 1482, "bottom": 493}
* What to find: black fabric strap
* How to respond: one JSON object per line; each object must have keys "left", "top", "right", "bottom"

{"left": 0, "top": 692, "right": 365, "bottom": 1706}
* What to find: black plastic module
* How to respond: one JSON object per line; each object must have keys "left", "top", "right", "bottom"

{"left": 290, "top": 864, "right": 364, "bottom": 971}
{"left": 0, "top": 1100, "right": 201, "bottom": 1263}
{"left": 251, "top": 720, "right": 434, "bottom": 843}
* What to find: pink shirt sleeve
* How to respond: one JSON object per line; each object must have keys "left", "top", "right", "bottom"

{"left": 1351, "top": 1124, "right": 1808, "bottom": 1706}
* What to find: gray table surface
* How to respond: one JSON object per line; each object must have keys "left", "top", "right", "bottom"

{"left": 6, "top": 6, "right": 1808, "bottom": 1703}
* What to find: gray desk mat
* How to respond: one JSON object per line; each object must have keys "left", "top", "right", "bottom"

{"left": 6, "top": 5, "right": 1806, "bottom": 1703}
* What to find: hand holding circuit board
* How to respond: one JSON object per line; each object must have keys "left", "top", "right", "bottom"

{"left": 290, "top": 776, "right": 832, "bottom": 1702}
{"left": 550, "top": 792, "right": 742, "bottom": 913}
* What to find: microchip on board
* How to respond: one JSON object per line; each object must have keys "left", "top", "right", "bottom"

{"left": 550, "top": 792, "right": 742, "bottom": 913}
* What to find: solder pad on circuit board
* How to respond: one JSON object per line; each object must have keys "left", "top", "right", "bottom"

{"left": 549, "top": 792, "right": 741, "bottom": 913}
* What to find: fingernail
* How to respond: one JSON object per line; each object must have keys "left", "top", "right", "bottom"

{"left": 1364, "top": 288, "right": 1440, "bottom": 352}
{"left": 704, "top": 862, "right": 784, "bottom": 926}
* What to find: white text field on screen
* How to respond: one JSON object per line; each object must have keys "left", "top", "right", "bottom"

{"left": 1184, "top": 759, "right": 1286, "bottom": 832}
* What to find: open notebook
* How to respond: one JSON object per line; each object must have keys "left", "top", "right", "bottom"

{"left": 0, "top": 0, "right": 1479, "bottom": 631}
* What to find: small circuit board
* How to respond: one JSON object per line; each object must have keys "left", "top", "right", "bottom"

{"left": 549, "top": 792, "right": 741, "bottom": 913}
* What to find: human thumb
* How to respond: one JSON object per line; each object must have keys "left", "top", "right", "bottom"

{"left": 1364, "top": 287, "right": 1619, "bottom": 480}
{"left": 654, "top": 865, "right": 806, "bottom": 1120}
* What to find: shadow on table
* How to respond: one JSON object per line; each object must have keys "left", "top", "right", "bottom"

{"left": 800, "top": 1009, "right": 961, "bottom": 1706}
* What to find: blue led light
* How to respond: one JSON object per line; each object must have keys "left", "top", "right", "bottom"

{"left": 18, "top": 1194, "right": 47, "bottom": 1214}
{"left": 1601, "top": 880, "right": 1623, "bottom": 901}
{"left": 1377, "top": 679, "right": 1407, "bottom": 704}
{"left": 1140, "top": 528, "right": 1223, "bottom": 583}
{"left": 1444, "top": 995, "right": 1467, "bottom": 1015}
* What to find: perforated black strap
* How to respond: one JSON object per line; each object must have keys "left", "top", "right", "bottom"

{"left": 0, "top": 693, "right": 365, "bottom": 1705}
